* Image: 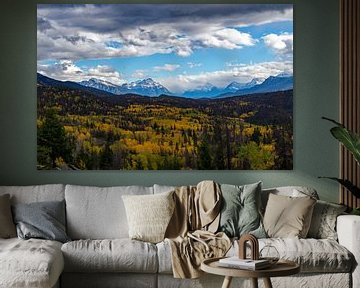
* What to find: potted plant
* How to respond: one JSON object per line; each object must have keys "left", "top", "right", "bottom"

{"left": 320, "top": 117, "right": 360, "bottom": 215}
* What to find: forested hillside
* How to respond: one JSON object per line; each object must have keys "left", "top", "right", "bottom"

{"left": 37, "top": 81, "right": 293, "bottom": 170}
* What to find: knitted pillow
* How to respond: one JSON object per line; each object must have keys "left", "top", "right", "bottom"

{"left": 122, "top": 191, "right": 175, "bottom": 243}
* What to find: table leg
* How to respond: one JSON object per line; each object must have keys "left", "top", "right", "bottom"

{"left": 263, "top": 277, "right": 273, "bottom": 288}
{"left": 251, "top": 278, "right": 258, "bottom": 288}
{"left": 221, "top": 276, "right": 233, "bottom": 288}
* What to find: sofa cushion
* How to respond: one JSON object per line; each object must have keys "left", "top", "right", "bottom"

{"left": 0, "top": 184, "right": 65, "bottom": 204}
{"left": 122, "top": 191, "right": 175, "bottom": 243}
{"left": 261, "top": 186, "right": 319, "bottom": 213}
{"left": 12, "top": 200, "right": 70, "bottom": 243}
{"left": 0, "top": 238, "right": 64, "bottom": 288}
{"left": 158, "top": 237, "right": 353, "bottom": 274}
{"left": 65, "top": 185, "right": 153, "bottom": 239}
{"left": 153, "top": 184, "right": 176, "bottom": 194}
{"left": 61, "top": 239, "right": 158, "bottom": 273}
{"left": 218, "top": 182, "right": 266, "bottom": 238}
{"left": 263, "top": 193, "right": 316, "bottom": 238}
{"left": 307, "top": 200, "right": 347, "bottom": 240}
{"left": 0, "top": 194, "right": 16, "bottom": 238}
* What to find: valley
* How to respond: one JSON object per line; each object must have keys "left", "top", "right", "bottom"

{"left": 37, "top": 75, "right": 293, "bottom": 170}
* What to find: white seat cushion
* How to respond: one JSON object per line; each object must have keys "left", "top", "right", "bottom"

{"left": 0, "top": 238, "right": 64, "bottom": 288}
{"left": 157, "top": 238, "right": 353, "bottom": 274}
{"left": 230, "top": 238, "right": 354, "bottom": 273}
{"left": 62, "top": 239, "right": 158, "bottom": 273}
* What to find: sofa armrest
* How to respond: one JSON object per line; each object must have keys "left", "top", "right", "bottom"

{"left": 337, "top": 215, "right": 360, "bottom": 288}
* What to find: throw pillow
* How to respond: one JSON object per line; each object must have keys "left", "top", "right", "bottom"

{"left": 218, "top": 182, "right": 266, "bottom": 238}
{"left": 12, "top": 200, "right": 70, "bottom": 243}
{"left": 122, "top": 191, "right": 175, "bottom": 243}
{"left": 263, "top": 193, "right": 316, "bottom": 238}
{"left": 0, "top": 194, "right": 17, "bottom": 238}
{"left": 307, "top": 200, "right": 347, "bottom": 240}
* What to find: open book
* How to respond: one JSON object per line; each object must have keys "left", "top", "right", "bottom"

{"left": 218, "top": 257, "right": 271, "bottom": 270}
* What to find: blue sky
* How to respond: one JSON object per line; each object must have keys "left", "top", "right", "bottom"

{"left": 37, "top": 4, "right": 293, "bottom": 93}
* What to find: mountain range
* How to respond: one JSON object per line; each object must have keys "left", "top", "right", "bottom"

{"left": 79, "top": 78, "right": 171, "bottom": 97}
{"left": 37, "top": 73, "right": 293, "bottom": 99}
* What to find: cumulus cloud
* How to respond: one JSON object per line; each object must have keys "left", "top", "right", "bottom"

{"left": 159, "top": 61, "right": 293, "bottom": 93}
{"left": 37, "top": 4, "right": 292, "bottom": 61}
{"left": 263, "top": 33, "right": 293, "bottom": 55}
{"left": 37, "top": 61, "right": 124, "bottom": 84}
{"left": 197, "top": 28, "right": 255, "bottom": 49}
{"left": 153, "top": 64, "right": 180, "bottom": 72}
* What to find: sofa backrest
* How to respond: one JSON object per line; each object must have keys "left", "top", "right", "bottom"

{"left": 0, "top": 184, "right": 65, "bottom": 204}
{"left": 65, "top": 184, "right": 153, "bottom": 240}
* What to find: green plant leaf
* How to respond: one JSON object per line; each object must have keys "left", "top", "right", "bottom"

{"left": 322, "top": 117, "right": 360, "bottom": 165}
{"left": 330, "top": 126, "right": 360, "bottom": 165}
{"left": 319, "top": 176, "right": 360, "bottom": 199}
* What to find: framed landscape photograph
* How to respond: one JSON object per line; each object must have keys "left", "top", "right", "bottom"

{"left": 37, "top": 4, "right": 293, "bottom": 170}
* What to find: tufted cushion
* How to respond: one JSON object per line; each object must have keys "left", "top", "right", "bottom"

{"left": 62, "top": 239, "right": 158, "bottom": 273}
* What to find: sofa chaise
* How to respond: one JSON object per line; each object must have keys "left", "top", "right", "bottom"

{"left": 0, "top": 183, "right": 359, "bottom": 288}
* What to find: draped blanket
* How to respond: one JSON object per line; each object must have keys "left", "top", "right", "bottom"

{"left": 165, "top": 181, "right": 231, "bottom": 278}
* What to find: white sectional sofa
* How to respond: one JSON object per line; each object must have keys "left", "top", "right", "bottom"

{"left": 0, "top": 183, "right": 359, "bottom": 288}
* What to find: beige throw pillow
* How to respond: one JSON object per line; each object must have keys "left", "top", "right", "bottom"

{"left": 0, "top": 194, "right": 17, "bottom": 238}
{"left": 263, "top": 193, "right": 316, "bottom": 238}
{"left": 122, "top": 191, "right": 175, "bottom": 243}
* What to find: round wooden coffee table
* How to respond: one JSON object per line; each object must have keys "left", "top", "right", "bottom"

{"left": 201, "top": 257, "right": 300, "bottom": 288}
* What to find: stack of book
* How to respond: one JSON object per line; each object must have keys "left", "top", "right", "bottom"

{"left": 218, "top": 257, "right": 271, "bottom": 270}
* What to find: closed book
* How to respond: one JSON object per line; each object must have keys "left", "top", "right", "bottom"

{"left": 218, "top": 257, "right": 271, "bottom": 270}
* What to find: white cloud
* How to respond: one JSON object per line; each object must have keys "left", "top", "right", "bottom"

{"left": 37, "top": 4, "right": 292, "bottom": 61}
{"left": 153, "top": 64, "right": 180, "bottom": 72}
{"left": 159, "top": 61, "right": 293, "bottom": 93}
{"left": 197, "top": 28, "right": 255, "bottom": 49}
{"left": 263, "top": 33, "right": 293, "bottom": 55}
{"left": 37, "top": 61, "right": 124, "bottom": 84}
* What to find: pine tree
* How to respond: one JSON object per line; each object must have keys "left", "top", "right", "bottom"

{"left": 38, "top": 108, "right": 73, "bottom": 168}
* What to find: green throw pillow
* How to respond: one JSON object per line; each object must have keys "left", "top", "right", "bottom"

{"left": 218, "top": 182, "right": 266, "bottom": 238}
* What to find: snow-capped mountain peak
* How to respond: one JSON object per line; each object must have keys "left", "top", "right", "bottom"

{"left": 79, "top": 77, "right": 172, "bottom": 97}
{"left": 79, "top": 78, "right": 120, "bottom": 94}
{"left": 120, "top": 78, "right": 171, "bottom": 96}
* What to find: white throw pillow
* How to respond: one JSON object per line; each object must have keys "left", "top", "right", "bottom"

{"left": 122, "top": 191, "right": 175, "bottom": 243}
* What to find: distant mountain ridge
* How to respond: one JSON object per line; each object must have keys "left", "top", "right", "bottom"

{"left": 37, "top": 73, "right": 115, "bottom": 97}
{"left": 38, "top": 73, "right": 293, "bottom": 99}
{"left": 216, "top": 74, "right": 293, "bottom": 98}
{"left": 79, "top": 77, "right": 171, "bottom": 97}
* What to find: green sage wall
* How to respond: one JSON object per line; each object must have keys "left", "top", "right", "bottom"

{"left": 0, "top": 0, "right": 340, "bottom": 202}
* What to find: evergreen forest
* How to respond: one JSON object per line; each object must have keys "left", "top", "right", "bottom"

{"left": 37, "top": 81, "right": 293, "bottom": 170}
